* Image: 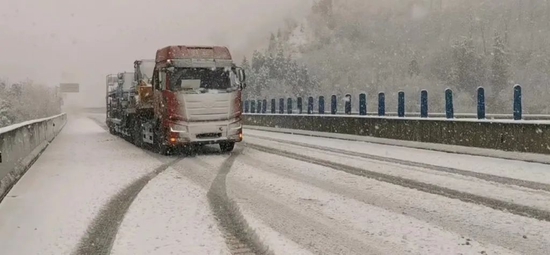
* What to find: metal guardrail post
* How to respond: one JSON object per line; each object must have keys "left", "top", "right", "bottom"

{"left": 359, "top": 93, "right": 367, "bottom": 116}
{"left": 279, "top": 98, "right": 284, "bottom": 114}
{"left": 287, "top": 98, "right": 293, "bottom": 114}
{"left": 514, "top": 84, "right": 522, "bottom": 120}
{"left": 308, "top": 97, "right": 314, "bottom": 114}
{"left": 250, "top": 100, "right": 256, "bottom": 114}
{"left": 319, "top": 96, "right": 325, "bottom": 114}
{"left": 420, "top": 90, "right": 428, "bottom": 118}
{"left": 271, "top": 99, "right": 276, "bottom": 114}
{"left": 262, "top": 99, "right": 267, "bottom": 113}
{"left": 331, "top": 95, "right": 337, "bottom": 114}
{"left": 445, "top": 88, "right": 454, "bottom": 119}
{"left": 378, "top": 92, "right": 386, "bottom": 116}
{"left": 398, "top": 91, "right": 405, "bottom": 117}
{"left": 244, "top": 100, "right": 249, "bottom": 113}
{"left": 345, "top": 94, "right": 352, "bottom": 115}
{"left": 297, "top": 97, "right": 303, "bottom": 114}
{"left": 477, "top": 87, "right": 486, "bottom": 119}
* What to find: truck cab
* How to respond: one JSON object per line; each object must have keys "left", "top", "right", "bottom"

{"left": 146, "top": 45, "right": 246, "bottom": 154}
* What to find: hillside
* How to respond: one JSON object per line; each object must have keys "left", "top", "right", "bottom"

{"left": 244, "top": 0, "right": 550, "bottom": 114}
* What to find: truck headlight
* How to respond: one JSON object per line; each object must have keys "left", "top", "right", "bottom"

{"left": 170, "top": 124, "right": 188, "bottom": 133}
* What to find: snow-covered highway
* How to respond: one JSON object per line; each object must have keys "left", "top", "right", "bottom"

{"left": 1, "top": 113, "right": 550, "bottom": 255}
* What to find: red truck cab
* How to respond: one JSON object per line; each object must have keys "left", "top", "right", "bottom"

{"left": 149, "top": 45, "right": 246, "bottom": 154}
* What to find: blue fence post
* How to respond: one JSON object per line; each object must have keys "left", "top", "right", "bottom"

{"left": 345, "top": 94, "right": 352, "bottom": 114}
{"left": 287, "top": 98, "right": 293, "bottom": 114}
{"left": 445, "top": 88, "right": 454, "bottom": 119}
{"left": 378, "top": 92, "right": 386, "bottom": 116}
{"left": 513, "top": 84, "right": 522, "bottom": 120}
{"left": 359, "top": 93, "right": 367, "bottom": 115}
{"left": 250, "top": 100, "right": 256, "bottom": 114}
{"left": 331, "top": 95, "right": 337, "bottom": 114}
{"left": 420, "top": 90, "right": 428, "bottom": 118}
{"left": 398, "top": 91, "right": 405, "bottom": 117}
{"left": 308, "top": 96, "right": 314, "bottom": 114}
{"left": 297, "top": 97, "right": 303, "bottom": 114}
{"left": 279, "top": 98, "right": 284, "bottom": 114}
{"left": 271, "top": 99, "right": 276, "bottom": 114}
{"left": 477, "top": 87, "right": 485, "bottom": 119}
{"left": 319, "top": 96, "right": 325, "bottom": 114}
{"left": 262, "top": 99, "right": 267, "bottom": 113}
{"left": 244, "top": 100, "right": 250, "bottom": 113}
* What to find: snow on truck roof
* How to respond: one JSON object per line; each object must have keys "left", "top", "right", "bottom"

{"left": 155, "top": 45, "right": 232, "bottom": 63}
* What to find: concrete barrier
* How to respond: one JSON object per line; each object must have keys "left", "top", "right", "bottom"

{"left": 244, "top": 114, "right": 550, "bottom": 155}
{"left": 0, "top": 113, "right": 67, "bottom": 200}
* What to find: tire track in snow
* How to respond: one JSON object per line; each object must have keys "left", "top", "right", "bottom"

{"left": 247, "top": 134, "right": 550, "bottom": 192}
{"left": 245, "top": 143, "right": 550, "bottom": 223}
{"left": 206, "top": 150, "right": 273, "bottom": 255}
{"left": 73, "top": 157, "right": 183, "bottom": 255}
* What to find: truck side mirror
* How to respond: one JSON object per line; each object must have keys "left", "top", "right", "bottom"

{"left": 237, "top": 68, "right": 246, "bottom": 83}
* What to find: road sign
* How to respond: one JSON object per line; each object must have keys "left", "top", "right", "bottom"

{"left": 59, "top": 83, "right": 80, "bottom": 93}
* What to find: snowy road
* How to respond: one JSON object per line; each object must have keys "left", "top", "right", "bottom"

{"left": 1, "top": 114, "right": 550, "bottom": 255}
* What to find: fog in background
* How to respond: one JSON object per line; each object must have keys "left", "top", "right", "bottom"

{"left": 244, "top": 0, "right": 550, "bottom": 114}
{"left": 0, "top": 0, "right": 312, "bottom": 108}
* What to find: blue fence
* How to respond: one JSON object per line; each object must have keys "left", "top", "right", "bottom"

{"left": 244, "top": 85, "right": 534, "bottom": 120}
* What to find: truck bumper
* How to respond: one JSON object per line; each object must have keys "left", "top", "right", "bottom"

{"left": 167, "top": 119, "right": 242, "bottom": 146}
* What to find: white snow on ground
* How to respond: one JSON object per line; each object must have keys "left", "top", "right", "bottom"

{"left": 111, "top": 166, "right": 229, "bottom": 255}
{"left": 0, "top": 116, "right": 167, "bottom": 255}
{"left": 245, "top": 126, "right": 550, "bottom": 164}
{"left": 230, "top": 152, "right": 521, "bottom": 255}
{"left": 237, "top": 205, "right": 315, "bottom": 255}
{"left": 245, "top": 129, "right": 550, "bottom": 185}
{"left": 245, "top": 136, "right": 550, "bottom": 212}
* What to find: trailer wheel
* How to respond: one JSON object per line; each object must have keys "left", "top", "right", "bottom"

{"left": 133, "top": 119, "right": 143, "bottom": 148}
{"left": 219, "top": 142, "right": 235, "bottom": 153}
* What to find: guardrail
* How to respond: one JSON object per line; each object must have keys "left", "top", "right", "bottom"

{"left": 244, "top": 84, "right": 550, "bottom": 120}
{"left": 243, "top": 113, "right": 550, "bottom": 155}
{"left": 0, "top": 113, "right": 67, "bottom": 200}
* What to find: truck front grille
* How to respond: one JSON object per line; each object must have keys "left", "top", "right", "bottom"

{"left": 196, "top": 133, "right": 222, "bottom": 139}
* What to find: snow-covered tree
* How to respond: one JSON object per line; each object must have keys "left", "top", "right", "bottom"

{"left": 0, "top": 79, "right": 62, "bottom": 128}
{"left": 490, "top": 33, "right": 510, "bottom": 93}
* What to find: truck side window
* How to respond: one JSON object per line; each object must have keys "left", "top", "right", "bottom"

{"left": 159, "top": 71, "right": 166, "bottom": 90}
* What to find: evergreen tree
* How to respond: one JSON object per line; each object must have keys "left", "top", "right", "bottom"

{"left": 251, "top": 50, "right": 265, "bottom": 72}
{"left": 267, "top": 33, "right": 277, "bottom": 54}
{"left": 490, "top": 33, "right": 509, "bottom": 93}
{"left": 450, "top": 37, "right": 485, "bottom": 91}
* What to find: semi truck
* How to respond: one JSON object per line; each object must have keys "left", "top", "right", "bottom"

{"left": 106, "top": 45, "right": 246, "bottom": 154}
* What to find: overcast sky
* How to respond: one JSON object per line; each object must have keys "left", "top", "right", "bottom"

{"left": 0, "top": 0, "right": 311, "bottom": 107}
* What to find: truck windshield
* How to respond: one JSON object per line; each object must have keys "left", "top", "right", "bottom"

{"left": 139, "top": 61, "right": 155, "bottom": 81}
{"left": 169, "top": 67, "right": 232, "bottom": 92}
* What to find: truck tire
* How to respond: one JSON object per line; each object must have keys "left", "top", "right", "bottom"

{"left": 154, "top": 124, "right": 170, "bottom": 155}
{"left": 219, "top": 142, "right": 235, "bottom": 153}
{"left": 133, "top": 119, "right": 143, "bottom": 148}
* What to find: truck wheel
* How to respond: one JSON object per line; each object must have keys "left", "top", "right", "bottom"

{"left": 133, "top": 119, "right": 143, "bottom": 148}
{"left": 154, "top": 125, "right": 170, "bottom": 155}
{"left": 219, "top": 142, "right": 235, "bottom": 153}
